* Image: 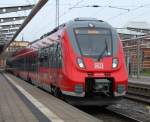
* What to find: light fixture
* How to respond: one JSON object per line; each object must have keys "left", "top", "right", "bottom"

{"left": 18, "top": 7, "right": 21, "bottom": 10}
{"left": 2, "top": 8, "right": 6, "bottom": 12}
{"left": 112, "top": 58, "right": 118, "bottom": 68}
{"left": 0, "top": 19, "right": 4, "bottom": 22}
{"left": 77, "top": 58, "right": 85, "bottom": 68}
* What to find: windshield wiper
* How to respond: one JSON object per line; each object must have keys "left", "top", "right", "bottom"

{"left": 97, "top": 39, "right": 108, "bottom": 61}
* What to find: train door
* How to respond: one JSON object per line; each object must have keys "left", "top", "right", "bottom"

{"left": 49, "top": 43, "right": 57, "bottom": 85}
{"left": 36, "top": 50, "right": 41, "bottom": 86}
{"left": 38, "top": 47, "right": 49, "bottom": 86}
{"left": 28, "top": 53, "right": 38, "bottom": 83}
{"left": 49, "top": 42, "right": 63, "bottom": 87}
{"left": 54, "top": 43, "right": 63, "bottom": 85}
{"left": 49, "top": 45, "right": 54, "bottom": 85}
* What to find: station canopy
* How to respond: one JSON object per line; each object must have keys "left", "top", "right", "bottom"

{"left": 0, "top": 4, "right": 34, "bottom": 53}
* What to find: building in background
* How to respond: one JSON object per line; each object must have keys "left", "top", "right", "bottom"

{"left": 117, "top": 21, "right": 150, "bottom": 40}
{"left": 6, "top": 40, "right": 29, "bottom": 53}
{"left": 0, "top": 40, "right": 29, "bottom": 68}
{"left": 118, "top": 21, "right": 150, "bottom": 73}
{"left": 124, "top": 21, "right": 150, "bottom": 34}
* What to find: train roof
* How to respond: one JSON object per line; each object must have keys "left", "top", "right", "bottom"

{"left": 28, "top": 18, "right": 116, "bottom": 50}
{"left": 39, "top": 18, "right": 113, "bottom": 39}
{"left": 66, "top": 18, "right": 113, "bottom": 29}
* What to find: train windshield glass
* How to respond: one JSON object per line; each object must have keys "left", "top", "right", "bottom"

{"left": 75, "top": 28, "right": 112, "bottom": 58}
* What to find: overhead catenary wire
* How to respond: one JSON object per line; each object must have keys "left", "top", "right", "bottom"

{"left": 91, "top": 0, "right": 118, "bottom": 19}
{"left": 70, "top": 5, "right": 130, "bottom": 11}
{"left": 107, "top": 2, "right": 150, "bottom": 21}
{"left": 5, "top": 0, "right": 150, "bottom": 43}
{"left": 129, "top": 5, "right": 150, "bottom": 21}
{"left": 30, "top": 0, "right": 86, "bottom": 40}
{"left": 59, "top": 0, "right": 85, "bottom": 19}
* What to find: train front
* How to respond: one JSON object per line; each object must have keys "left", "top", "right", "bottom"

{"left": 61, "top": 18, "right": 128, "bottom": 106}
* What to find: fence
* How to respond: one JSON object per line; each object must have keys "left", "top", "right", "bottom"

{"left": 122, "top": 35, "right": 150, "bottom": 78}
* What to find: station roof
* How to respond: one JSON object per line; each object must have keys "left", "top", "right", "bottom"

{"left": 124, "top": 21, "right": 150, "bottom": 30}
{"left": 0, "top": 4, "right": 34, "bottom": 53}
{"left": 0, "top": 0, "right": 48, "bottom": 54}
{"left": 117, "top": 28, "right": 145, "bottom": 35}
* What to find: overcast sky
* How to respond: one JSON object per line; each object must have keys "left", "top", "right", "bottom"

{"left": 0, "top": 0, "right": 150, "bottom": 41}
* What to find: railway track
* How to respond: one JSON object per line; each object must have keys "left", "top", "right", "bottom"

{"left": 125, "top": 82, "right": 150, "bottom": 104}
{"left": 106, "top": 105, "right": 149, "bottom": 122}
{"left": 78, "top": 104, "right": 149, "bottom": 122}
{"left": 127, "top": 82, "right": 150, "bottom": 97}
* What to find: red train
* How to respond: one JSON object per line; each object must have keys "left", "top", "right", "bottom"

{"left": 7, "top": 18, "right": 128, "bottom": 106}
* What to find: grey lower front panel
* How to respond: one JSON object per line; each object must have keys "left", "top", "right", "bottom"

{"left": 64, "top": 95, "right": 122, "bottom": 106}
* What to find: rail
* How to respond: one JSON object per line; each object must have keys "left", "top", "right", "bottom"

{"left": 125, "top": 82, "right": 150, "bottom": 104}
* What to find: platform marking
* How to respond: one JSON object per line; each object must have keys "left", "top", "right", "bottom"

{"left": 4, "top": 74, "right": 64, "bottom": 122}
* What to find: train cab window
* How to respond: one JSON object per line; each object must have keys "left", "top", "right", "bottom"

{"left": 74, "top": 28, "right": 112, "bottom": 59}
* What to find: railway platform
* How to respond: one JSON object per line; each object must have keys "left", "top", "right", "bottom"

{"left": 129, "top": 76, "right": 150, "bottom": 85}
{"left": 0, "top": 73, "right": 101, "bottom": 122}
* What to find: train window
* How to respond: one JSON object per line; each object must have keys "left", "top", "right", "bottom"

{"left": 23, "top": 57, "right": 25, "bottom": 71}
{"left": 49, "top": 45, "right": 54, "bottom": 67}
{"left": 31, "top": 56, "right": 35, "bottom": 72}
{"left": 30, "top": 57, "right": 33, "bottom": 71}
{"left": 56, "top": 44, "right": 63, "bottom": 68}
{"left": 44, "top": 48, "right": 49, "bottom": 67}
{"left": 33, "top": 56, "right": 37, "bottom": 72}
{"left": 27, "top": 57, "right": 30, "bottom": 71}
{"left": 39, "top": 48, "right": 44, "bottom": 67}
{"left": 39, "top": 48, "right": 49, "bottom": 67}
{"left": 53, "top": 43, "right": 58, "bottom": 68}
{"left": 49, "top": 43, "right": 57, "bottom": 68}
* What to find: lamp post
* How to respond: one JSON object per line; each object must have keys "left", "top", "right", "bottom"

{"left": 56, "top": 0, "right": 59, "bottom": 27}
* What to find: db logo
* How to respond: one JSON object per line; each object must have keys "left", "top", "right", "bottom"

{"left": 94, "top": 63, "right": 104, "bottom": 69}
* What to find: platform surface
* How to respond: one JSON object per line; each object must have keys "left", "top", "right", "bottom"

{"left": 0, "top": 73, "right": 101, "bottom": 122}
{"left": 129, "top": 76, "right": 150, "bottom": 85}
{"left": 0, "top": 73, "right": 38, "bottom": 122}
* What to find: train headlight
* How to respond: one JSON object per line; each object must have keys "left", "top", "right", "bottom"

{"left": 112, "top": 58, "right": 118, "bottom": 68}
{"left": 77, "top": 58, "right": 85, "bottom": 68}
